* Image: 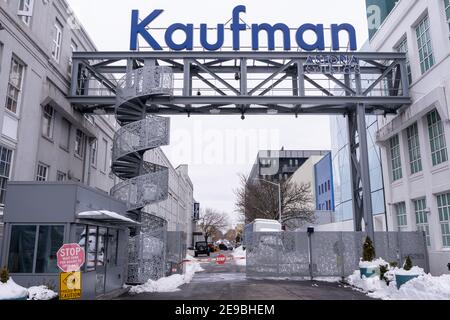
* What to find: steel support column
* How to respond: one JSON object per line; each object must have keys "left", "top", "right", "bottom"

{"left": 357, "top": 103, "right": 375, "bottom": 241}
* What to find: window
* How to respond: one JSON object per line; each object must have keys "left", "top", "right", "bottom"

{"left": 406, "top": 123, "right": 422, "bottom": 174}
{"left": 75, "top": 225, "right": 88, "bottom": 272}
{"left": 17, "top": 0, "right": 34, "bottom": 25}
{"left": 7, "top": 225, "right": 64, "bottom": 274}
{"left": 97, "top": 228, "right": 107, "bottom": 267}
{"left": 60, "top": 118, "right": 71, "bottom": 150}
{"left": 0, "top": 146, "right": 13, "bottom": 205}
{"left": 445, "top": 0, "right": 450, "bottom": 32}
{"left": 396, "top": 37, "right": 412, "bottom": 84}
{"left": 69, "top": 40, "right": 78, "bottom": 74}
{"left": 389, "top": 135, "right": 403, "bottom": 181}
{"left": 102, "top": 138, "right": 108, "bottom": 172}
{"left": 414, "top": 199, "right": 430, "bottom": 246}
{"left": 328, "top": 180, "right": 331, "bottom": 191}
{"left": 51, "top": 20, "right": 63, "bottom": 62}
{"left": 415, "top": 16, "right": 435, "bottom": 74}
{"left": 437, "top": 193, "right": 450, "bottom": 247}
{"left": 427, "top": 110, "right": 448, "bottom": 166}
{"left": 56, "top": 171, "right": 66, "bottom": 181}
{"left": 75, "top": 129, "right": 85, "bottom": 158}
{"left": 395, "top": 202, "right": 408, "bottom": 231}
{"left": 86, "top": 226, "right": 97, "bottom": 271}
{"left": 36, "top": 163, "right": 49, "bottom": 181}
{"left": 42, "top": 105, "right": 54, "bottom": 139}
{"left": 35, "top": 226, "right": 64, "bottom": 273}
{"left": 8, "top": 225, "right": 36, "bottom": 273}
{"left": 91, "top": 140, "right": 98, "bottom": 166}
{"left": 108, "top": 230, "right": 119, "bottom": 266}
{"left": 5, "top": 56, "right": 25, "bottom": 114}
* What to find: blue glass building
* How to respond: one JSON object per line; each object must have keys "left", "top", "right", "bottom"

{"left": 366, "top": 0, "right": 398, "bottom": 39}
{"left": 314, "top": 153, "right": 335, "bottom": 212}
{"left": 330, "top": 115, "right": 386, "bottom": 225}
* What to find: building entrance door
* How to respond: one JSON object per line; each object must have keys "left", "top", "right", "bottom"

{"left": 105, "top": 228, "right": 120, "bottom": 293}
{"left": 95, "top": 227, "right": 107, "bottom": 296}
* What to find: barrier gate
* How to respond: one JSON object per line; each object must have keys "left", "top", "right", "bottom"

{"left": 246, "top": 231, "right": 429, "bottom": 279}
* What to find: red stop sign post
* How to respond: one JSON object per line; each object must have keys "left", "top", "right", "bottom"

{"left": 216, "top": 254, "right": 226, "bottom": 265}
{"left": 57, "top": 243, "right": 85, "bottom": 272}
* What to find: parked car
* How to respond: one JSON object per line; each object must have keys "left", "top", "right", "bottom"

{"left": 194, "top": 241, "right": 210, "bottom": 257}
{"left": 218, "top": 243, "right": 229, "bottom": 251}
{"left": 216, "top": 239, "right": 234, "bottom": 251}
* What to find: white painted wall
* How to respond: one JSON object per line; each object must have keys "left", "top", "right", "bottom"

{"left": 371, "top": 0, "right": 450, "bottom": 275}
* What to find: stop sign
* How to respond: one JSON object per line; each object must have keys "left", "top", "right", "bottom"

{"left": 216, "top": 254, "right": 226, "bottom": 265}
{"left": 57, "top": 243, "right": 85, "bottom": 272}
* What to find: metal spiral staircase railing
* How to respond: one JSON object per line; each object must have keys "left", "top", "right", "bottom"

{"left": 110, "top": 65, "right": 174, "bottom": 283}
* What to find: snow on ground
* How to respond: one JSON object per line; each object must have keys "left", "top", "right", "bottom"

{"left": 347, "top": 270, "right": 450, "bottom": 300}
{"left": 128, "top": 255, "right": 204, "bottom": 294}
{"left": 27, "top": 286, "right": 58, "bottom": 300}
{"left": 359, "top": 258, "right": 389, "bottom": 268}
{"left": 248, "top": 276, "right": 341, "bottom": 283}
{"left": 231, "top": 246, "right": 246, "bottom": 266}
{"left": 0, "top": 279, "right": 28, "bottom": 300}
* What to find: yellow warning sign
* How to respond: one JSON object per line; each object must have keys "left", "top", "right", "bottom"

{"left": 59, "top": 271, "right": 82, "bottom": 300}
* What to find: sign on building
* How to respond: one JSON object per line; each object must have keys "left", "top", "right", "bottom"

{"left": 59, "top": 271, "right": 82, "bottom": 300}
{"left": 194, "top": 203, "right": 200, "bottom": 221}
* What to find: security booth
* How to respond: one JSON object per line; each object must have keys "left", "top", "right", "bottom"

{"left": 0, "top": 182, "right": 137, "bottom": 300}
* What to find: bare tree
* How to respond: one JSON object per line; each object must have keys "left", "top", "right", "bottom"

{"left": 224, "top": 229, "right": 237, "bottom": 242}
{"left": 197, "top": 208, "right": 229, "bottom": 243}
{"left": 235, "top": 174, "right": 315, "bottom": 229}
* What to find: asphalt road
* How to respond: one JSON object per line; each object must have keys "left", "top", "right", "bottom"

{"left": 118, "top": 251, "right": 373, "bottom": 300}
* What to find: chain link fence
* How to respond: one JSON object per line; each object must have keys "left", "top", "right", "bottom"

{"left": 246, "top": 231, "right": 429, "bottom": 279}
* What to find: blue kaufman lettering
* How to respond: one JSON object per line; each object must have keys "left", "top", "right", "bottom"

{"left": 129, "top": 6, "right": 358, "bottom": 52}
{"left": 296, "top": 24, "right": 325, "bottom": 51}
{"left": 252, "top": 23, "right": 291, "bottom": 50}
{"left": 130, "top": 9, "right": 163, "bottom": 50}
{"left": 165, "top": 23, "right": 194, "bottom": 50}
{"left": 331, "top": 24, "right": 357, "bottom": 51}
{"left": 230, "top": 5, "right": 247, "bottom": 50}
{"left": 200, "top": 24, "right": 225, "bottom": 51}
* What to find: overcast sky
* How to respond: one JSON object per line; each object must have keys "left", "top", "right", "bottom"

{"left": 67, "top": 0, "right": 369, "bottom": 226}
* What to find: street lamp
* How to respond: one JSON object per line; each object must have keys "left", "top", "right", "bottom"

{"left": 252, "top": 178, "right": 282, "bottom": 224}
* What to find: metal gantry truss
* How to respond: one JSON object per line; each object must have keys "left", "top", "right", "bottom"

{"left": 68, "top": 51, "right": 411, "bottom": 239}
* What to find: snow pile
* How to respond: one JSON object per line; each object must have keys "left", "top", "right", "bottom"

{"left": 347, "top": 270, "right": 450, "bottom": 300}
{"left": 347, "top": 270, "right": 388, "bottom": 293}
{"left": 359, "top": 258, "right": 389, "bottom": 268}
{"left": 0, "top": 279, "right": 28, "bottom": 300}
{"left": 231, "top": 246, "right": 246, "bottom": 266}
{"left": 129, "top": 255, "right": 204, "bottom": 294}
{"left": 395, "top": 266, "right": 424, "bottom": 275}
{"left": 27, "top": 286, "right": 58, "bottom": 300}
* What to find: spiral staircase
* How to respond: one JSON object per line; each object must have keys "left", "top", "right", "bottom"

{"left": 110, "top": 65, "right": 174, "bottom": 283}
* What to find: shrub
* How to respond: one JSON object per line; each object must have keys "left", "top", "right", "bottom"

{"left": 362, "top": 236, "right": 376, "bottom": 262}
{"left": 403, "top": 256, "right": 413, "bottom": 271}
{"left": 379, "top": 264, "right": 389, "bottom": 282}
{"left": 0, "top": 266, "right": 9, "bottom": 283}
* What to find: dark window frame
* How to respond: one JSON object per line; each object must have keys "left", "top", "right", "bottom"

{"left": 7, "top": 224, "right": 65, "bottom": 274}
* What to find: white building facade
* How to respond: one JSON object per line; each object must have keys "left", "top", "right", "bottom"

{"left": 0, "top": 0, "right": 119, "bottom": 208}
{"left": 373, "top": 0, "right": 450, "bottom": 275}
{"left": 0, "top": 0, "right": 196, "bottom": 248}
